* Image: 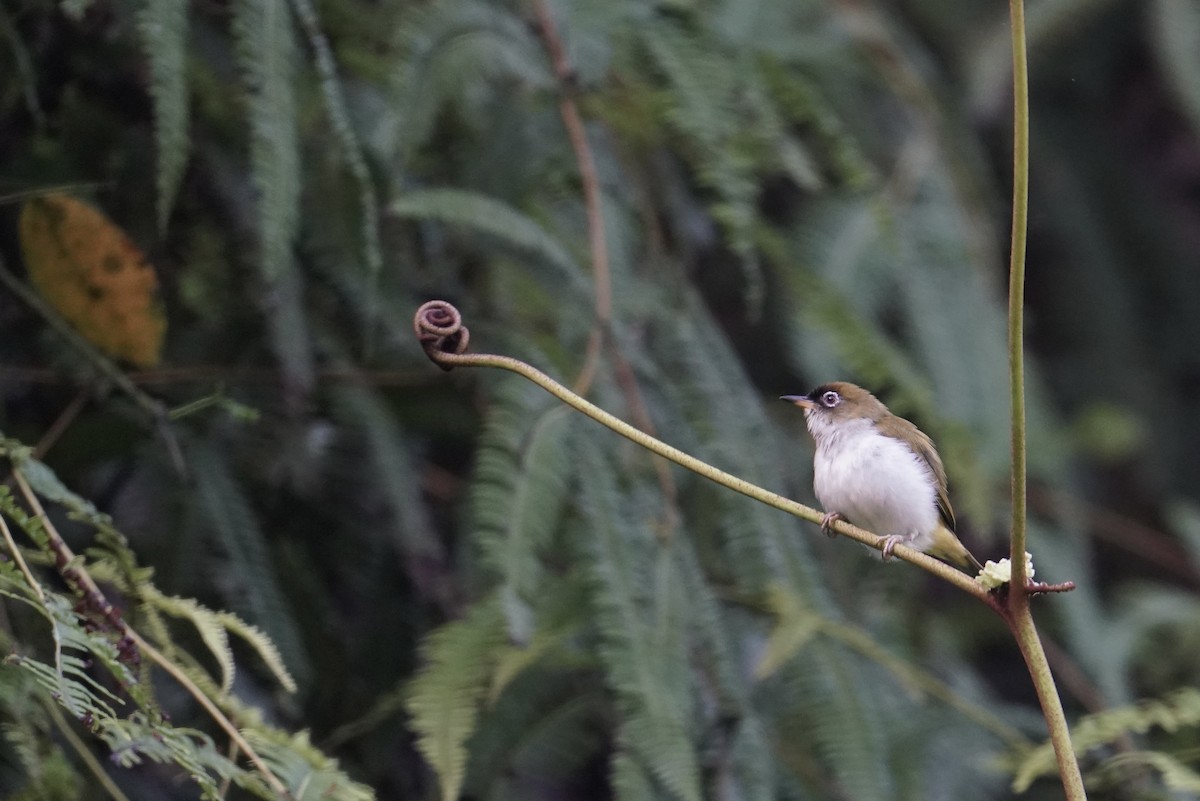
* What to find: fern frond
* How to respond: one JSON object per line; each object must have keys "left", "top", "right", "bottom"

{"left": 231, "top": 0, "right": 313, "bottom": 387}
{"left": 287, "top": 0, "right": 383, "bottom": 351}
{"left": 471, "top": 377, "right": 574, "bottom": 640}
{"left": 4, "top": 446, "right": 108, "bottom": 523}
{"left": 1098, "top": 750, "right": 1200, "bottom": 793}
{"left": 232, "top": 0, "right": 300, "bottom": 283}
{"left": 98, "top": 711, "right": 242, "bottom": 800}
{"left": 189, "top": 441, "right": 310, "bottom": 690}
{"left": 243, "top": 729, "right": 375, "bottom": 801}
{"left": 392, "top": 0, "right": 551, "bottom": 153}
{"left": 575, "top": 436, "right": 702, "bottom": 801}
{"left": 1011, "top": 687, "right": 1200, "bottom": 792}
{"left": 780, "top": 642, "right": 894, "bottom": 801}
{"left": 639, "top": 293, "right": 825, "bottom": 595}
{"left": 137, "top": 0, "right": 190, "bottom": 232}
{"left": 147, "top": 590, "right": 298, "bottom": 694}
{"left": 390, "top": 188, "right": 582, "bottom": 282}
{"left": 611, "top": 750, "right": 672, "bottom": 801}
{"left": 464, "top": 661, "right": 607, "bottom": 798}
{"left": 405, "top": 597, "right": 507, "bottom": 801}
{"left": 670, "top": 538, "right": 776, "bottom": 801}
{"left": 327, "top": 384, "right": 442, "bottom": 574}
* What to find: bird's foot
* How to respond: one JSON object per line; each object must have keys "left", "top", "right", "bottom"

{"left": 819, "top": 512, "right": 844, "bottom": 538}
{"left": 880, "top": 535, "right": 902, "bottom": 562}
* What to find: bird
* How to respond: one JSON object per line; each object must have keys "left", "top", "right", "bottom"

{"left": 781, "top": 381, "right": 983, "bottom": 572}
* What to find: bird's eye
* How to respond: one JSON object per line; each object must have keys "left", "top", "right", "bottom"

{"left": 821, "top": 390, "right": 840, "bottom": 408}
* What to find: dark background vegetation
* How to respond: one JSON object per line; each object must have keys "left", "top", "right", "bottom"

{"left": 3, "top": 0, "right": 1200, "bottom": 799}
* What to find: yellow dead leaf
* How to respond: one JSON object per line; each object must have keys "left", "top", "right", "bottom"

{"left": 19, "top": 194, "right": 166, "bottom": 367}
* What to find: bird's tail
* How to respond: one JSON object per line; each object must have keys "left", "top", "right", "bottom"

{"left": 931, "top": 524, "right": 984, "bottom": 574}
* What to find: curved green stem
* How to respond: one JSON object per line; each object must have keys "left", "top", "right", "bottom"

{"left": 431, "top": 349, "right": 990, "bottom": 602}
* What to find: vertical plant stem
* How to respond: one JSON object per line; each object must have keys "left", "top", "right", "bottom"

{"left": 531, "top": 0, "right": 611, "bottom": 398}
{"left": 1010, "top": 595, "right": 1086, "bottom": 800}
{"left": 1006, "top": 2, "right": 1087, "bottom": 799}
{"left": 1008, "top": 0, "right": 1030, "bottom": 580}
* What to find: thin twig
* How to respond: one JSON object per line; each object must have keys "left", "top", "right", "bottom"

{"left": 0, "top": 263, "right": 163, "bottom": 420}
{"left": 32, "top": 387, "right": 91, "bottom": 461}
{"left": 0, "top": 364, "right": 430, "bottom": 387}
{"left": 0, "top": 261, "right": 185, "bottom": 474}
{"left": 0, "top": 512, "right": 45, "bottom": 603}
{"left": 531, "top": 2, "right": 680, "bottom": 539}
{"left": 531, "top": 0, "right": 611, "bottom": 397}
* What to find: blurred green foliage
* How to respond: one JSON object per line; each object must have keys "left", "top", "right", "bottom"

{"left": 2, "top": 0, "right": 1200, "bottom": 799}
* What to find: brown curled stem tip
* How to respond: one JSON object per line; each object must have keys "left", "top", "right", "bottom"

{"left": 414, "top": 300, "right": 470, "bottom": 369}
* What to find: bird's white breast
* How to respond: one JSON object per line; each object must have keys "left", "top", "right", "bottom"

{"left": 807, "top": 416, "right": 939, "bottom": 549}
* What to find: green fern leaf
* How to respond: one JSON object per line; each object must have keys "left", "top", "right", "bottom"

{"left": 784, "top": 643, "right": 894, "bottom": 801}
{"left": 231, "top": 0, "right": 300, "bottom": 282}
{"left": 244, "top": 729, "right": 375, "bottom": 801}
{"left": 137, "top": 0, "right": 190, "bottom": 232}
{"left": 148, "top": 590, "right": 298, "bottom": 694}
{"left": 287, "top": 0, "right": 383, "bottom": 351}
{"left": 471, "top": 378, "right": 574, "bottom": 640}
{"left": 1101, "top": 751, "right": 1200, "bottom": 793}
{"left": 1011, "top": 687, "right": 1200, "bottom": 792}
{"left": 390, "top": 188, "right": 581, "bottom": 281}
{"left": 405, "top": 598, "right": 507, "bottom": 801}
{"left": 231, "top": 0, "right": 313, "bottom": 387}
{"left": 611, "top": 750, "right": 671, "bottom": 801}
{"left": 98, "top": 711, "right": 241, "bottom": 800}
{"left": 754, "top": 584, "right": 821, "bottom": 680}
{"left": 328, "top": 384, "right": 443, "bottom": 583}
{"left": 392, "top": 0, "right": 551, "bottom": 153}
{"left": 637, "top": 24, "right": 764, "bottom": 311}
{"left": 190, "top": 441, "right": 310, "bottom": 691}
{"left": 576, "top": 437, "right": 702, "bottom": 801}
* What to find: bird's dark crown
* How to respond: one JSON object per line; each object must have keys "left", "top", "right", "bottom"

{"left": 805, "top": 381, "right": 888, "bottom": 420}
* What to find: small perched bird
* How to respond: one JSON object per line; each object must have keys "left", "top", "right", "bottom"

{"left": 781, "top": 382, "right": 983, "bottom": 572}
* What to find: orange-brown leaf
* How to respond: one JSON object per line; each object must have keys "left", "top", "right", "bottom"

{"left": 19, "top": 194, "right": 166, "bottom": 367}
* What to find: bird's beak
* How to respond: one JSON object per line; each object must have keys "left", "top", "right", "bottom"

{"left": 780, "top": 394, "right": 814, "bottom": 409}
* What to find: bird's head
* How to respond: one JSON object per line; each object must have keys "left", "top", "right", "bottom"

{"left": 780, "top": 382, "right": 889, "bottom": 440}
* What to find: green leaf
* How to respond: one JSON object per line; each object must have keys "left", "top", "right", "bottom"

{"left": 405, "top": 598, "right": 507, "bottom": 801}
{"left": 576, "top": 436, "right": 702, "bottom": 801}
{"left": 190, "top": 441, "right": 310, "bottom": 691}
{"left": 471, "top": 378, "right": 574, "bottom": 641}
{"left": 754, "top": 584, "right": 821, "bottom": 680}
{"left": 390, "top": 188, "right": 581, "bottom": 281}
{"left": 137, "top": 0, "right": 190, "bottom": 232}
{"left": 1011, "top": 687, "right": 1200, "bottom": 792}
{"left": 149, "top": 590, "right": 297, "bottom": 694}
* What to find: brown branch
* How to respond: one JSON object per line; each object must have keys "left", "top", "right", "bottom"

{"left": 531, "top": 0, "right": 611, "bottom": 398}
{"left": 530, "top": 4, "right": 680, "bottom": 538}
{"left": 0, "top": 364, "right": 431, "bottom": 387}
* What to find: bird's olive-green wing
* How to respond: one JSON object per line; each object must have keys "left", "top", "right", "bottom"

{"left": 875, "top": 414, "right": 956, "bottom": 531}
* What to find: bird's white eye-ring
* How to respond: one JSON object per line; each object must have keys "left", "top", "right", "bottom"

{"left": 820, "top": 390, "right": 840, "bottom": 408}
